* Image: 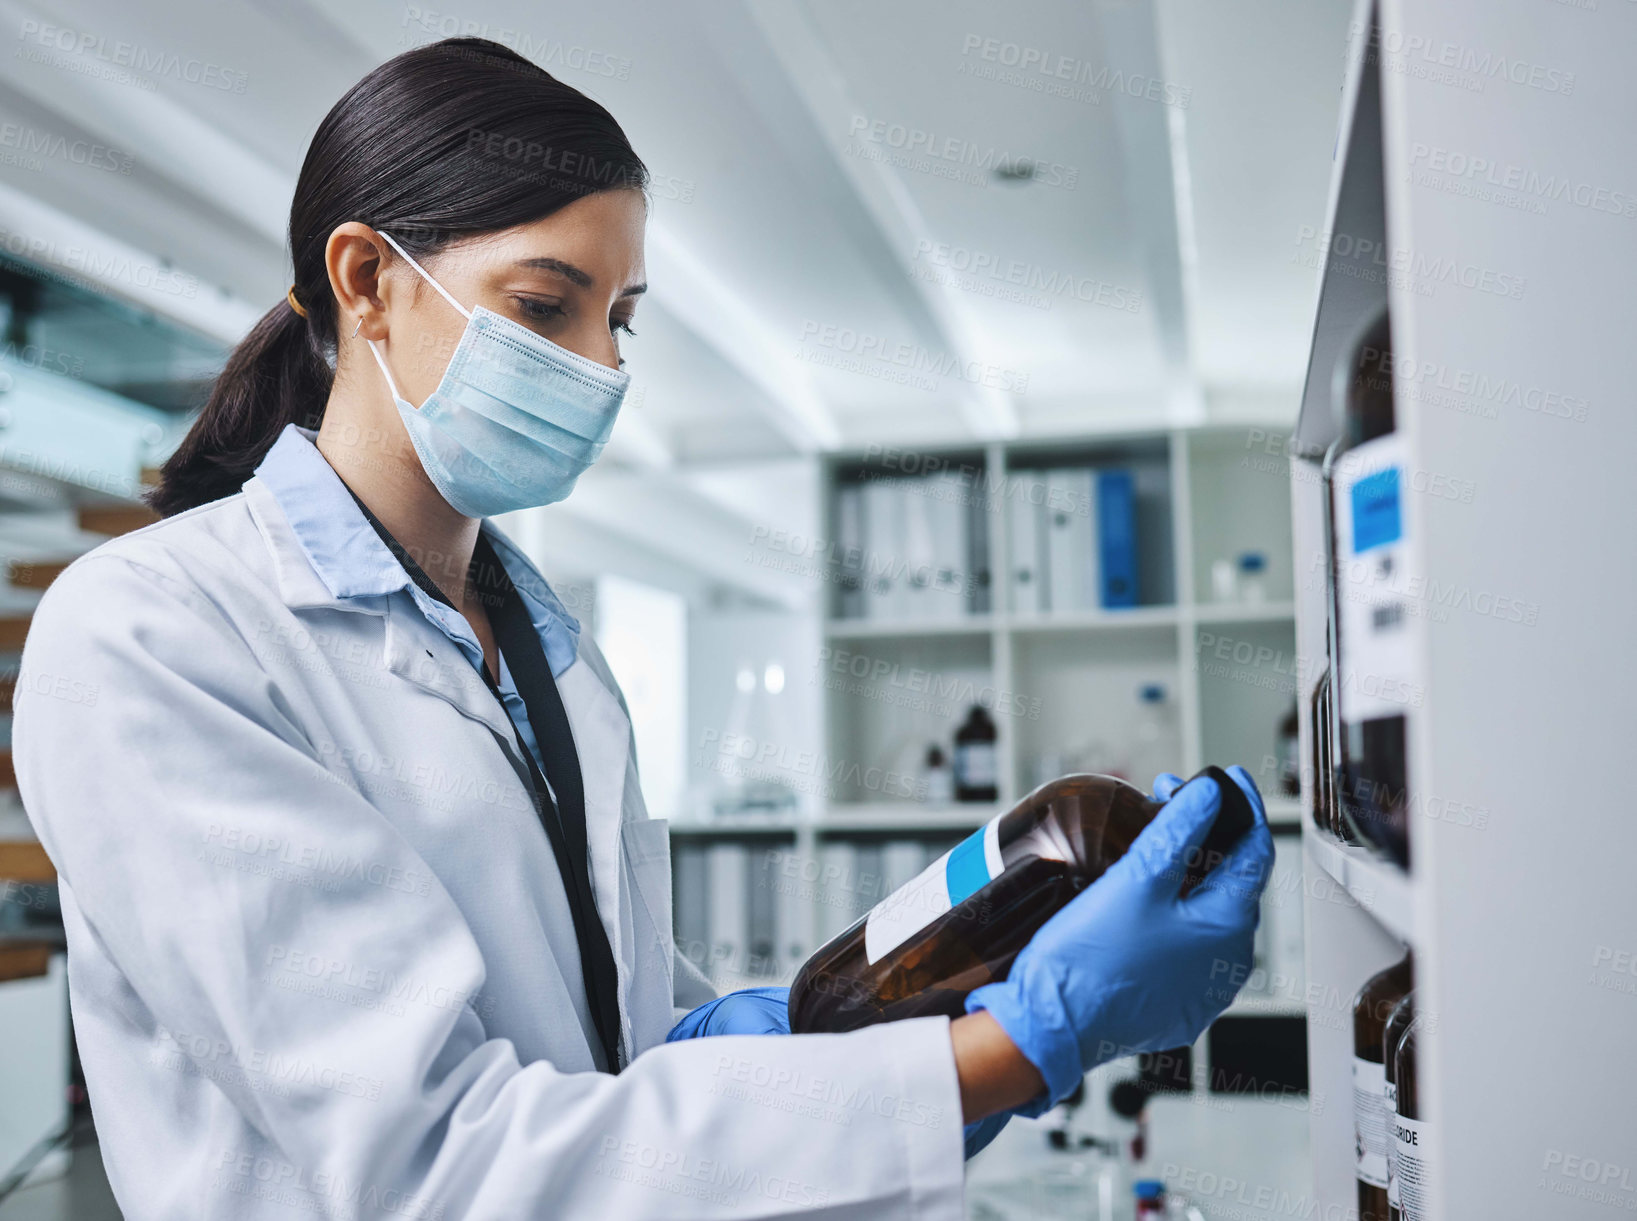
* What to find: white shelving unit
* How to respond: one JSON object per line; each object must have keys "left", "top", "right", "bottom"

{"left": 816, "top": 428, "right": 1301, "bottom": 819}
{"left": 1294, "top": 3, "right": 1637, "bottom": 1217}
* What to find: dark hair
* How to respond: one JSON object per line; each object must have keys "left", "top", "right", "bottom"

{"left": 149, "top": 38, "right": 647, "bottom": 517}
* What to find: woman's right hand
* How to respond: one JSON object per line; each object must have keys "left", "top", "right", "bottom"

{"left": 956, "top": 767, "right": 1274, "bottom": 1117}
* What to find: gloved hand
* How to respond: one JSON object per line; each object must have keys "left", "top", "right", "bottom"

{"left": 666, "top": 986, "right": 791, "bottom": 1039}
{"left": 965, "top": 766, "right": 1274, "bottom": 1116}
{"left": 665, "top": 985, "right": 1013, "bottom": 1158}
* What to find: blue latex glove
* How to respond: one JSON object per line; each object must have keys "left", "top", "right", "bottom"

{"left": 665, "top": 985, "right": 1012, "bottom": 1158}
{"left": 966, "top": 766, "right": 1274, "bottom": 1116}
{"left": 961, "top": 1110, "right": 1012, "bottom": 1160}
{"left": 666, "top": 986, "right": 792, "bottom": 1039}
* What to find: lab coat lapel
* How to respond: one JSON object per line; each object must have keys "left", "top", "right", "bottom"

{"left": 382, "top": 602, "right": 516, "bottom": 741}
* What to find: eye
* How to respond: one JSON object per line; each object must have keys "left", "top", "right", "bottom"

{"left": 611, "top": 318, "right": 637, "bottom": 369}
{"left": 511, "top": 295, "right": 565, "bottom": 323}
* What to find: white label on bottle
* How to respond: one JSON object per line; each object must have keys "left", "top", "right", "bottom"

{"left": 1392, "top": 1113, "right": 1431, "bottom": 1221}
{"left": 1352, "top": 1056, "right": 1389, "bottom": 1187}
{"left": 1332, "top": 433, "right": 1421, "bottom": 723}
{"left": 955, "top": 741, "right": 997, "bottom": 788}
{"left": 1384, "top": 1080, "right": 1400, "bottom": 1208}
{"left": 863, "top": 814, "right": 1004, "bottom": 964}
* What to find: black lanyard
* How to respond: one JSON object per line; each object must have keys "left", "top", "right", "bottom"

{"left": 344, "top": 491, "right": 624, "bottom": 1073}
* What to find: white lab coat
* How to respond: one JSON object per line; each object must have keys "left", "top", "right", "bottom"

{"left": 13, "top": 473, "right": 965, "bottom": 1220}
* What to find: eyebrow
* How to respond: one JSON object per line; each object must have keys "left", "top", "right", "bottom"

{"left": 515, "top": 256, "right": 647, "bottom": 297}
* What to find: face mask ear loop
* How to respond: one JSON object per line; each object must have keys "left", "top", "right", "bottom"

{"left": 375, "top": 230, "right": 473, "bottom": 322}
{"left": 365, "top": 336, "right": 407, "bottom": 403}
{"left": 367, "top": 229, "right": 472, "bottom": 409}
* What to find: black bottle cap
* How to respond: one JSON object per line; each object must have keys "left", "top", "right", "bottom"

{"left": 1178, "top": 765, "right": 1258, "bottom": 896}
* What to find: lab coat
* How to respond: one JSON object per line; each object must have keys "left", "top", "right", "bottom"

{"left": 13, "top": 472, "right": 966, "bottom": 1220}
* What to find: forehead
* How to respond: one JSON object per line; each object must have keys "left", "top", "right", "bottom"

{"left": 449, "top": 190, "right": 647, "bottom": 285}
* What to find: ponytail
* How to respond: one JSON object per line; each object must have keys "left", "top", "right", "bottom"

{"left": 145, "top": 37, "right": 647, "bottom": 518}
{"left": 147, "top": 296, "right": 332, "bottom": 517}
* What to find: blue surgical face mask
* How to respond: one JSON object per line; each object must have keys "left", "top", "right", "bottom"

{"left": 365, "top": 230, "right": 629, "bottom": 518}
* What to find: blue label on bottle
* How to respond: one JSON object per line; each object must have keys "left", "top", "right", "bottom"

{"left": 863, "top": 814, "right": 1005, "bottom": 964}
{"left": 945, "top": 830, "right": 990, "bottom": 906}
{"left": 1352, "top": 467, "right": 1402, "bottom": 553}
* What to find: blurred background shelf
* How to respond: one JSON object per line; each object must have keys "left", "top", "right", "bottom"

{"left": 1006, "top": 605, "right": 1182, "bottom": 634}
{"left": 824, "top": 615, "right": 997, "bottom": 640}
{"left": 1191, "top": 600, "right": 1297, "bottom": 625}
{"left": 812, "top": 803, "right": 997, "bottom": 833}
{"left": 667, "top": 803, "right": 1000, "bottom": 836}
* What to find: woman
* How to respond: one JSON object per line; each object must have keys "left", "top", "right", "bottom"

{"left": 14, "top": 39, "right": 1272, "bottom": 1220}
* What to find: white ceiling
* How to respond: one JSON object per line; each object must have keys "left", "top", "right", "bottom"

{"left": 0, "top": 0, "right": 1353, "bottom": 449}
{"left": 0, "top": 0, "right": 1354, "bottom": 599}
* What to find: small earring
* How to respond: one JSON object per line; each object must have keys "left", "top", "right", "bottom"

{"left": 352, "top": 317, "right": 363, "bottom": 338}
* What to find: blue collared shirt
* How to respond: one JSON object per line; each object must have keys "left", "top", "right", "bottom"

{"left": 254, "top": 425, "right": 581, "bottom": 778}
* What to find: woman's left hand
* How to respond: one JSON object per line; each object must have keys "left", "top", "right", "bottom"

{"left": 665, "top": 985, "right": 1013, "bottom": 1159}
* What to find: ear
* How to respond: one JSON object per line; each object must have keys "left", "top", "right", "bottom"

{"left": 325, "top": 222, "right": 395, "bottom": 341}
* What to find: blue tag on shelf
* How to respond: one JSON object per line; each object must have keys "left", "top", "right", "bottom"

{"left": 1352, "top": 468, "right": 1402, "bottom": 553}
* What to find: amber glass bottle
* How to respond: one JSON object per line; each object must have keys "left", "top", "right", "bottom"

{"left": 1351, "top": 953, "right": 1413, "bottom": 1221}
{"left": 1317, "top": 467, "right": 1357, "bottom": 847}
{"left": 787, "top": 767, "right": 1255, "bottom": 1034}
{"left": 1309, "top": 666, "right": 1333, "bottom": 834}
{"left": 1382, "top": 992, "right": 1416, "bottom": 1221}
{"left": 953, "top": 705, "right": 999, "bottom": 802}
{"left": 1391, "top": 1017, "right": 1430, "bottom": 1221}
{"left": 1331, "top": 307, "right": 1411, "bottom": 866}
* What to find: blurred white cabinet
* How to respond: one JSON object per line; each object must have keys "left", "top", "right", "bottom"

{"left": 0, "top": 951, "right": 69, "bottom": 1185}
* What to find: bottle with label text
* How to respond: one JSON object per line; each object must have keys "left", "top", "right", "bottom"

{"left": 1391, "top": 1016, "right": 1431, "bottom": 1221}
{"left": 1352, "top": 952, "right": 1413, "bottom": 1221}
{"left": 1382, "top": 991, "right": 1416, "bottom": 1221}
{"left": 787, "top": 768, "right": 1256, "bottom": 1033}
{"left": 1331, "top": 307, "right": 1413, "bottom": 866}
{"left": 953, "top": 705, "right": 999, "bottom": 803}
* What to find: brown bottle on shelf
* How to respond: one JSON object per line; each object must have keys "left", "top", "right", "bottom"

{"left": 1278, "top": 701, "right": 1301, "bottom": 798}
{"left": 1382, "top": 991, "right": 1416, "bottom": 1221}
{"left": 1309, "top": 667, "right": 1332, "bottom": 834}
{"left": 1352, "top": 952, "right": 1413, "bottom": 1221}
{"left": 1391, "top": 1017, "right": 1431, "bottom": 1221}
{"left": 787, "top": 768, "right": 1256, "bottom": 1034}
{"left": 953, "top": 705, "right": 999, "bottom": 802}
{"left": 1332, "top": 307, "right": 1412, "bottom": 867}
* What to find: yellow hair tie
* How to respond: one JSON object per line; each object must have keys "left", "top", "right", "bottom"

{"left": 286, "top": 286, "right": 308, "bottom": 319}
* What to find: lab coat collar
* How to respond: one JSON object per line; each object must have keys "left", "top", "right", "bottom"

{"left": 245, "top": 425, "right": 581, "bottom": 677}
{"left": 251, "top": 424, "right": 420, "bottom": 606}
{"left": 242, "top": 424, "right": 586, "bottom": 743}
